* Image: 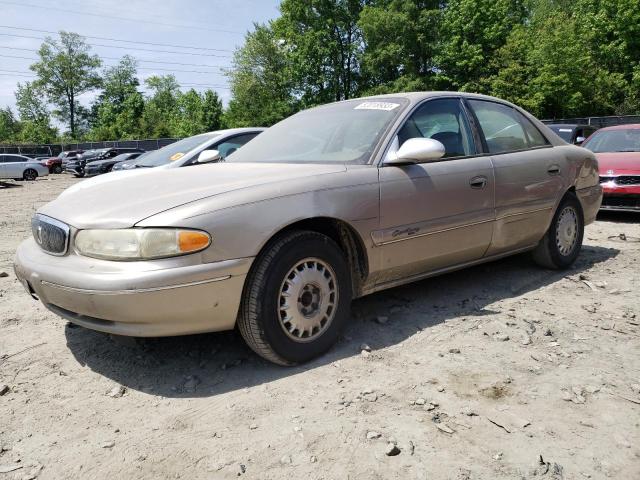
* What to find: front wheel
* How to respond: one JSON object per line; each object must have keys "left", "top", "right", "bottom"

{"left": 23, "top": 169, "right": 38, "bottom": 181}
{"left": 53, "top": 165, "right": 63, "bottom": 174}
{"left": 237, "top": 231, "right": 352, "bottom": 366}
{"left": 532, "top": 193, "right": 584, "bottom": 269}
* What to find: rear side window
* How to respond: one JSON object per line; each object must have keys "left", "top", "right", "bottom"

{"left": 517, "top": 111, "right": 549, "bottom": 147}
{"left": 468, "top": 100, "right": 548, "bottom": 153}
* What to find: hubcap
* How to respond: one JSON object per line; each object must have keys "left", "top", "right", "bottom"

{"left": 278, "top": 258, "right": 338, "bottom": 342}
{"left": 556, "top": 206, "right": 578, "bottom": 256}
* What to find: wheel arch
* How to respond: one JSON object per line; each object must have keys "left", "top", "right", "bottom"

{"left": 253, "top": 216, "right": 369, "bottom": 298}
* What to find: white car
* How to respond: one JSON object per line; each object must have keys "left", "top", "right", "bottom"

{"left": 0, "top": 154, "right": 49, "bottom": 181}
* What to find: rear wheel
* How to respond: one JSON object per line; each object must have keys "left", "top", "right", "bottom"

{"left": 53, "top": 165, "right": 63, "bottom": 174}
{"left": 238, "top": 231, "right": 352, "bottom": 366}
{"left": 23, "top": 169, "right": 38, "bottom": 181}
{"left": 532, "top": 192, "right": 584, "bottom": 269}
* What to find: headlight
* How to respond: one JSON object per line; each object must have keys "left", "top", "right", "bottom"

{"left": 75, "top": 228, "right": 211, "bottom": 260}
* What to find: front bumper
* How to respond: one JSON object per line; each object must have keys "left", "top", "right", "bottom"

{"left": 14, "top": 237, "right": 252, "bottom": 337}
{"left": 600, "top": 183, "right": 640, "bottom": 211}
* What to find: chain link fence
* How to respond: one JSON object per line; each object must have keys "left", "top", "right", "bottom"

{"left": 542, "top": 115, "right": 640, "bottom": 128}
{"left": 0, "top": 138, "right": 181, "bottom": 157}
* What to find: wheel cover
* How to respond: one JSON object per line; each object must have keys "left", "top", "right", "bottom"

{"left": 556, "top": 206, "right": 578, "bottom": 256}
{"left": 278, "top": 257, "right": 338, "bottom": 343}
{"left": 24, "top": 170, "right": 36, "bottom": 180}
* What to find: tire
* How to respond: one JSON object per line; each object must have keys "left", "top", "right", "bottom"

{"left": 105, "top": 165, "right": 114, "bottom": 173}
{"left": 532, "top": 192, "right": 584, "bottom": 269}
{"left": 238, "top": 230, "right": 352, "bottom": 366}
{"left": 23, "top": 169, "right": 38, "bottom": 181}
{"left": 53, "top": 165, "right": 63, "bottom": 174}
{"left": 73, "top": 172, "right": 85, "bottom": 178}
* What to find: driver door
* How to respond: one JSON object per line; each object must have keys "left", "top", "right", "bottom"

{"left": 375, "top": 97, "right": 495, "bottom": 284}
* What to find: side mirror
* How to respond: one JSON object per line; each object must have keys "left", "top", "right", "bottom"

{"left": 575, "top": 136, "right": 586, "bottom": 145}
{"left": 196, "top": 149, "right": 221, "bottom": 164}
{"left": 385, "top": 138, "right": 446, "bottom": 165}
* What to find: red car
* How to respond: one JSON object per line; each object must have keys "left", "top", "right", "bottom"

{"left": 39, "top": 157, "right": 63, "bottom": 174}
{"left": 582, "top": 124, "right": 640, "bottom": 211}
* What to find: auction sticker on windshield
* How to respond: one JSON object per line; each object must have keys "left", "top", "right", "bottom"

{"left": 354, "top": 102, "right": 400, "bottom": 111}
{"left": 170, "top": 153, "right": 185, "bottom": 161}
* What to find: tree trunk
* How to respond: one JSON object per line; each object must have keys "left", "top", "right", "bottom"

{"left": 69, "top": 93, "right": 75, "bottom": 139}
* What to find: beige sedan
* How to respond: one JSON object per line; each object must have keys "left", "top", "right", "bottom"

{"left": 14, "top": 92, "right": 602, "bottom": 365}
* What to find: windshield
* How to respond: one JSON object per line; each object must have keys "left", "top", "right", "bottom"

{"left": 549, "top": 126, "right": 574, "bottom": 142}
{"left": 583, "top": 129, "right": 640, "bottom": 153}
{"left": 228, "top": 98, "right": 408, "bottom": 164}
{"left": 137, "top": 133, "right": 219, "bottom": 167}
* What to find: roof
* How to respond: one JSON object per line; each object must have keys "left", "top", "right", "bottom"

{"left": 596, "top": 124, "right": 640, "bottom": 132}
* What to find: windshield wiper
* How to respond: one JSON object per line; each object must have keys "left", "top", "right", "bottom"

{"left": 134, "top": 164, "right": 152, "bottom": 168}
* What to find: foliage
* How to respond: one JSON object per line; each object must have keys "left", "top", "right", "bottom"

{"left": 3, "top": 0, "right": 640, "bottom": 145}
{"left": 30, "top": 31, "right": 102, "bottom": 139}
{"left": 225, "top": 24, "right": 297, "bottom": 127}
{"left": 14, "top": 82, "right": 58, "bottom": 143}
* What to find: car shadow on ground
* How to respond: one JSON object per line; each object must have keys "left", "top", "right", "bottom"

{"left": 65, "top": 245, "right": 619, "bottom": 398}
{"left": 0, "top": 181, "right": 22, "bottom": 189}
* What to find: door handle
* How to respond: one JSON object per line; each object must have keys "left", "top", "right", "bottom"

{"left": 548, "top": 165, "right": 561, "bottom": 175}
{"left": 469, "top": 176, "right": 488, "bottom": 189}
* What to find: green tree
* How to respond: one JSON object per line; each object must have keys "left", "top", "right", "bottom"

{"left": 359, "top": 0, "right": 441, "bottom": 94}
{"left": 91, "top": 56, "right": 143, "bottom": 140}
{"left": 226, "top": 24, "right": 297, "bottom": 127}
{"left": 0, "top": 107, "right": 20, "bottom": 142}
{"left": 14, "top": 81, "right": 57, "bottom": 143}
{"left": 30, "top": 31, "right": 102, "bottom": 139}
{"left": 139, "top": 75, "right": 180, "bottom": 137}
{"left": 274, "top": 0, "right": 365, "bottom": 104}
{"left": 489, "top": 1, "right": 632, "bottom": 118}
{"left": 434, "top": 0, "right": 526, "bottom": 92}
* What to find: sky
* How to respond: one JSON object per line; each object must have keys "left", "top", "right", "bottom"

{"left": 0, "top": 0, "right": 281, "bottom": 113}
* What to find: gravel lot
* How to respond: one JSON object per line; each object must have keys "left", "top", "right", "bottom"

{"left": 1, "top": 175, "right": 639, "bottom": 479}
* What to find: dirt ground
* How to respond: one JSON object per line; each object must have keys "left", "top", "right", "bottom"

{"left": 0, "top": 175, "right": 639, "bottom": 480}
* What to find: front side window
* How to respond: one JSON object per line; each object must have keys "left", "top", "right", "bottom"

{"left": 469, "top": 100, "right": 546, "bottom": 154}
{"left": 397, "top": 98, "right": 475, "bottom": 158}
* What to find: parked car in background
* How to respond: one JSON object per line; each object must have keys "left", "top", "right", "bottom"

{"left": 14, "top": 93, "right": 602, "bottom": 365}
{"left": 132, "top": 128, "right": 265, "bottom": 170}
{"left": 85, "top": 152, "right": 145, "bottom": 176}
{"left": 58, "top": 150, "right": 84, "bottom": 167}
{"left": 582, "top": 124, "right": 640, "bottom": 211}
{"left": 546, "top": 124, "right": 598, "bottom": 145}
{"left": 66, "top": 148, "right": 145, "bottom": 177}
{"left": 112, "top": 153, "right": 148, "bottom": 171}
{"left": 39, "top": 157, "right": 63, "bottom": 174}
{"left": 0, "top": 154, "right": 49, "bottom": 181}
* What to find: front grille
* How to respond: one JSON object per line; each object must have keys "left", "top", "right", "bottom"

{"left": 600, "top": 175, "right": 640, "bottom": 186}
{"left": 31, "top": 214, "right": 70, "bottom": 255}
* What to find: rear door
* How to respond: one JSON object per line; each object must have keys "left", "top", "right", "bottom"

{"left": 4, "top": 155, "right": 26, "bottom": 178}
{"left": 465, "top": 99, "right": 564, "bottom": 255}
{"left": 376, "top": 97, "right": 495, "bottom": 283}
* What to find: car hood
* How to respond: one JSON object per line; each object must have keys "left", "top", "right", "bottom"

{"left": 595, "top": 152, "right": 640, "bottom": 175}
{"left": 38, "top": 162, "right": 347, "bottom": 229}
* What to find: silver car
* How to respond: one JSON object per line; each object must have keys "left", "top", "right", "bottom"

{"left": 0, "top": 154, "right": 49, "bottom": 181}
{"left": 14, "top": 92, "right": 602, "bottom": 365}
